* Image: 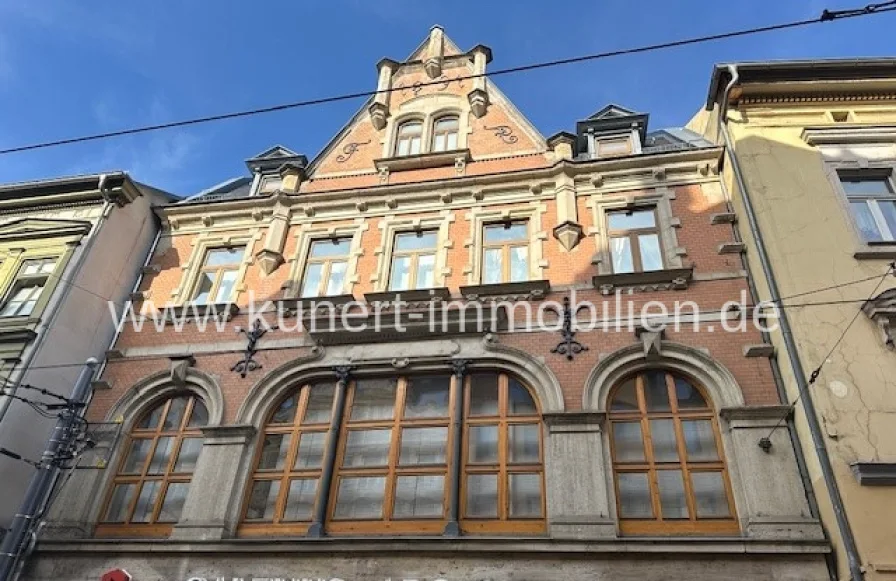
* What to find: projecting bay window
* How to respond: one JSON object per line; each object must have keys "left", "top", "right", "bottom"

{"left": 838, "top": 172, "right": 896, "bottom": 243}
{"left": 238, "top": 371, "right": 545, "bottom": 536}
{"left": 482, "top": 221, "right": 529, "bottom": 284}
{"left": 389, "top": 230, "right": 437, "bottom": 291}
{"left": 607, "top": 209, "right": 664, "bottom": 274}
{"left": 300, "top": 237, "right": 351, "bottom": 298}
{"left": 0, "top": 257, "right": 57, "bottom": 317}
{"left": 192, "top": 247, "right": 244, "bottom": 304}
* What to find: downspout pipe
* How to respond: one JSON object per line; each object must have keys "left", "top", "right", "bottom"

{"left": 718, "top": 64, "right": 864, "bottom": 581}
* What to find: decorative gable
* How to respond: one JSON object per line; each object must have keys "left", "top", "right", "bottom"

{"left": 307, "top": 26, "right": 546, "bottom": 181}
{"left": 0, "top": 218, "right": 92, "bottom": 242}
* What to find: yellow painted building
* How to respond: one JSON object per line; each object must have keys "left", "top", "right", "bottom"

{"left": 695, "top": 59, "right": 896, "bottom": 581}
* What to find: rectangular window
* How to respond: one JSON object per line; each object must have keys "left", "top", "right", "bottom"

{"left": 838, "top": 172, "right": 896, "bottom": 243}
{"left": 482, "top": 222, "right": 529, "bottom": 285}
{"left": 192, "top": 247, "right": 244, "bottom": 304}
{"left": 0, "top": 257, "right": 57, "bottom": 317}
{"left": 596, "top": 136, "right": 632, "bottom": 157}
{"left": 607, "top": 209, "right": 664, "bottom": 274}
{"left": 300, "top": 237, "right": 351, "bottom": 298}
{"left": 389, "top": 230, "right": 438, "bottom": 291}
{"left": 258, "top": 176, "right": 283, "bottom": 194}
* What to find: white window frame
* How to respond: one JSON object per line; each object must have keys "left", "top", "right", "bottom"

{"left": 836, "top": 169, "right": 896, "bottom": 243}
{"left": 285, "top": 221, "right": 367, "bottom": 299}
{"left": 371, "top": 213, "right": 453, "bottom": 292}
{"left": 464, "top": 203, "right": 548, "bottom": 285}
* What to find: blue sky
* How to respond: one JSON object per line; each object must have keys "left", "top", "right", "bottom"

{"left": 0, "top": 0, "right": 894, "bottom": 197}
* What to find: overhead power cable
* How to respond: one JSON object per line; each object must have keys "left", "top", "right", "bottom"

{"left": 0, "top": 1, "right": 895, "bottom": 156}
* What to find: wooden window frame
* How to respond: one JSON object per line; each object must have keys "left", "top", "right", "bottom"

{"left": 606, "top": 208, "right": 665, "bottom": 274}
{"left": 96, "top": 395, "right": 207, "bottom": 538}
{"left": 299, "top": 237, "right": 351, "bottom": 298}
{"left": 430, "top": 115, "right": 459, "bottom": 153}
{"left": 388, "top": 230, "right": 438, "bottom": 291}
{"left": 460, "top": 372, "right": 545, "bottom": 534}
{"left": 394, "top": 120, "right": 423, "bottom": 157}
{"left": 608, "top": 371, "right": 738, "bottom": 536}
{"left": 191, "top": 246, "right": 245, "bottom": 304}
{"left": 481, "top": 221, "right": 530, "bottom": 285}
{"left": 238, "top": 383, "right": 332, "bottom": 536}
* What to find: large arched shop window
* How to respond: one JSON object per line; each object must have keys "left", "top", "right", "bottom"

{"left": 96, "top": 394, "right": 208, "bottom": 537}
{"left": 608, "top": 370, "right": 737, "bottom": 535}
{"left": 239, "top": 371, "right": 544, "bottom": 536}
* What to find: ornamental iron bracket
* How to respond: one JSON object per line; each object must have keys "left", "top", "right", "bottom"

{"left": 550, "top": 296, "right": 589, "bottom": 361}
{"left": 231, "top": 319, "right": 276, "bottom": 378}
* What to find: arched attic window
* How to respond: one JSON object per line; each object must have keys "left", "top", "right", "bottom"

{"left": 394, "top": 120, "right": 423, "bottom": 156}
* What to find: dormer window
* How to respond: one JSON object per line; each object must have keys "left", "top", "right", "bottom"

{"left": 595, "top": 136, "right": 633, "bottom": 157}
{"left": 431, "top": 116, "right": 459, "bottom": 152}
{"left": 258, "top": 175, "right": 282, "bottom": 194}
{"left": 395, "top": 121, "right": 423, "bottom": 156}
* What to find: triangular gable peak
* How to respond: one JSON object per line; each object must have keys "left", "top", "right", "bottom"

{"left": 0, "top": 217, "right": 93, "bottom": 242}
{"left": 588, "top": 104, "right": 640, "bottom": 120}
{"left": 245, "top": 145, "right": 308, "bottom": 173}
{"left": 308, "top": 26, "right": 546, "bottom": 181}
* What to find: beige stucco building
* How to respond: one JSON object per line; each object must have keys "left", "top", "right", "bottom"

{"left": 0, "top": 174, "right": 173, "bottom": 541}
{"left": 695, "top": 59, "right": 896, "bottom": 581}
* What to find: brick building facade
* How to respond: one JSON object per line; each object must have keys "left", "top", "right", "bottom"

{"left": 26, "top": 28, "right": 829, "bottom": 581}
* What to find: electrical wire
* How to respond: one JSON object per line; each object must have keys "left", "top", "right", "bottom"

{"left": 0, "top": 1, "right": 894, "bottom": 156}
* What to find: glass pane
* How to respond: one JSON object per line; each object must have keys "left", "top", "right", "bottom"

{"left": 325, "top": 261, "right": 347, "bottom": 295}
{"left": 446, "top": 132, "right": 458, "bottom": 150}
{"left": 258, "top": 434, "right": 292, "bottom": 470}
{"left": 137, "top": 403, "right": 164, "bottom": 429}
{"left": 617, "top": 472, "right": 653, "bottom": 518}
{"left": 692, "top": 472, "right": 731, "bottom": 518}
{"left": 657, "top": 470, "right": 689, "bottom": 519}
{"left": 122, "top": 438, "right": 152, "bottom": 474}
{"left": 611, "top": 378, "right": 639, "bottom": 411}
{"left": 304, "top": 383, "right": 335, "bottom": 424}
{"left": 389, "top": 255, "right": 411, "bottom": 291}
{"left": 404, "top": 375, "right": 450, "bottom": 418}
{"left": 508, "top": 424, "right": 539, "bottom": 463}
{"left": 147, "top": 437, "right": 174, "bottom": 474}
{"left": 283, "top": 478, "right": 318, "bottom": 521}
{"left": 163, "top": 397, "right": 188, "bottom": 430}
{"left": 482, "top": 248, "right": 502, "bottom": 284}
{"left": 643, "top": 371, "right": 671, "bottom": 411}
{"left": 409, "top": 136, "right": 421, "bottom": 155}
{"left": 598, "top": 137, "right": 631, "bottom": 156}
{"left": 469, "top": 373, "right": 499, "bottom": 416}
{"left": 435, "top": 117, "right": 458, "bottom": 131}
{"left": 613, "top": 422, "right": 645, "bottom": 462}
{"left": 132, "top": 480, "right": 161, "bottom": 523}
{"left": 187, "top": 400, "right": 208, "bottom": 427}
{"left": 158, "top": 482, "right": 189, "bottom": 523}
{"left": 213, "top": 269, "right": 238, "bottom": 303}
{"left": 509, "top": 245, "right": 528, "bottom": 282}
{"left": 399, "top": 121, "right": 422, "bottom": 137}
{"left": 610, "top": 236, "right": 634, "bottom": 273}
{"left": 509, "top": 473, "right": 542, "bottom": 517}
{"left": 393, "top": 475, "right": 444, "bottom": 518}
{"left": 343, "top": 429, "right": 391, "bottom": 467}
{"left": 840, "top": 176, "right": 893, "bottom": 196}
{"left": 173, "top": 437, "right": 203, "bottom": 472}
{"left": 300, "top": 263, "right": 324, "bottom": 298}
{"left": 400, "top": 427, "right": 447, "bottom": 465}
{"left": 650, "top": 419, "right": 679, "bottom": 462}
{"left": 433, "top": 133, "right": 446, "bottom": 152}
{"left": 295, "top": 432, "right": 326, "bottom": 469}
{"left": 465, "top": 474, "right": 498, "bottom": 518}
{"left": 350, "top": 378, "right": 397, "bottom": 421}
{"left": 104, "top": 483, "right": 136, "bottom": 523}
{"left": 309, "top": 238, "right": 351, "bottom": 258}
{"left": 415, "top": 253, "right": 435, "bottom": 289}
{"left": 271, "top": 393, "right": 298, "bottom": 424}
{"left": 395, "top": 231, "right": 437, "bottom": 251}
{"left": 879, "top": 200, "right": 896, "bottom": 240}
{"left": 193, "top": 272, "right": 214, "bottom": 304}
{"left": 204, "top": 247, "right": 243, "bottom": 267}
{"left": 682, "top": 420, "right": 719, "bottom": 462}
{"left": 851, "top": 201, "right": 883, "bottom": 241}
{"left": 484, "top": 222, "right": 527, "bottom": 243}
{"left": 508, "top": 377, "right": 537, "bottom": 415}
{"left": 397, "top": 138, "right": 410, "bottom": 157}
{"left": 675, "top": 377, "right": 707, "bottom": 409}
{"left": 608, "top": 210, "right": 656, "bottom": 230}
{"left": 468, "top": 425, "right": 498, "bottom": 464}
{"left": 638, "top": 234, "right": 663, "bottom": 272}
{"left": 246, "top": 480, "right": 280, "bottom": 521}
{"left": 334, "top": 476, "right": 386, "bottom": 519}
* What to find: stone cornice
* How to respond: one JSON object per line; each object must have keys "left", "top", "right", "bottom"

{"left": 802, "top": 125, "right": 896, "bottom": 145}
{"left": 0, "top": 173, "right": 146, "bottom": 212}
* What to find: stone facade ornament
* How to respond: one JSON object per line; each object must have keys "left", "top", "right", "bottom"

{"left": 552, "top": 220, "right": 584, "bottom": 251}
{"left": 862, "top": 285, "right": 896, "bottom": 350}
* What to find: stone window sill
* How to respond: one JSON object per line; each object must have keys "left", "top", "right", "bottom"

{"left": 160, "top": 303, "right": 240, "bottom": 323}
{"left": 0, "top": 315, "right": 41, "bottom": 331}
{"left": 460, "top": 280, "right": 550, "bottom": 301}
{"left": 593, "top": 266, "right": 694, "bottom": 293}
{"left": 851, "top": 462, "right": 896, "bottom": 486}
{"left": 374, "top": 149, "right": 471, "bottom": 172}
{"left": 854, "top": 241, "right": 896, "bottom": 260}
{"left": 364, "top": 287, "right": 451, "bottom": 305}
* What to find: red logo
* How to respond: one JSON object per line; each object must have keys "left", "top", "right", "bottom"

{"left": 101, "top": 569, "right": 132, "bottom": 581}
